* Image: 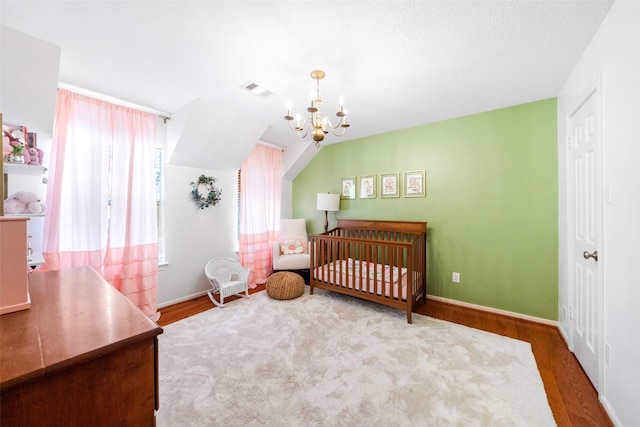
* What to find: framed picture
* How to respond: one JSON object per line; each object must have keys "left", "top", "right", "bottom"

{"left": 403, "top": 170, "right": 426, "bottom": 198}
{"left": 380, "top": 173, "right": 400, "bottom": 198}
{"left": 341, "top": 177, "right": 356, "bottom": 199}
{"left": 359, "top": 175, "right": 376, "bottom": 199}
{"left": 2, "top": 122, "right": 27, "bottom": 145}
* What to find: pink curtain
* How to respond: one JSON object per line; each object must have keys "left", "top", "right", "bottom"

{"left": 42, "top": 89, "right": 159, "bottom": 319}
{"left": 239, "top": 144, "right": 282, "bottom": 287}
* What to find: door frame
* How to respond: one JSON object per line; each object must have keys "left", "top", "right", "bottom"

{"left": 563, "top": 78, "right": 605, "bottom": 392}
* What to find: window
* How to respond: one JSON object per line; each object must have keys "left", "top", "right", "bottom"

{"left": 237, "top": 168, "right": 241, "bottom": 243}
{"left": 106, "top": 129, "right": 166, "bottom": 265}
{"left": 155, "top": 146, "right": 166, "bottom": 265}
{"left": 44, "top": 88, "right": 160, "bottom": 317}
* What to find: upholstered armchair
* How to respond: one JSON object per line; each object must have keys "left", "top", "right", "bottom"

{"left": 272, "top": 218, "right": 310, "bottom": 272}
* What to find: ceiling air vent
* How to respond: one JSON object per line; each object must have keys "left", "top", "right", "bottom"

{"left": 241, "top": 81, "right": 273, "bottom": 99}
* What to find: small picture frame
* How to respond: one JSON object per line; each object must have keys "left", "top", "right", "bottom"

{"left": 341, "top": 177, "right": 356, "bottom": 199}
{"left": 359, "top": 175, "right": 376, "bottom": 199}
{"left": 403, "top": 170, "right": 426, "bottom": 198}
{"left": 380, "top": 173, "right": 400, "bottom": 198}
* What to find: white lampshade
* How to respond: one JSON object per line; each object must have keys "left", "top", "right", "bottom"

{"left": 317, "top": 193, "right": 340, "bottom": 212}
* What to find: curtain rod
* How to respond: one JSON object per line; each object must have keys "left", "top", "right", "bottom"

{"left": 258, "top": 141, "right": 284, "bottom": 152}
{"left": 58, "top": 82, "right": 171, "bottom": 122}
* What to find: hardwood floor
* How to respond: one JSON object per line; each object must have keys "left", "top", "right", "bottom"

{"left": 158, "top": 284, "right": 266, "bottom": 326}
{"left": 158, "top": 289, "right": 612, "bottom": 427}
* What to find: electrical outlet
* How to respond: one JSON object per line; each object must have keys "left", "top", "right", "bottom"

{"left": 452, "top": 272, "right": 460, "bottom": 283}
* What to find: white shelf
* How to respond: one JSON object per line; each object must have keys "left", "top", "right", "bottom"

{"left": 28, "top": 252, "right": 45, "bottom": 267}
{"left": 3, "top": 162, "right": 47, "bottom": 267}
{"left": 5, "top": 213, "right": 46, "bottom": 218}
{"left": 3, "top": 163, "right": 47, "bottom": 176}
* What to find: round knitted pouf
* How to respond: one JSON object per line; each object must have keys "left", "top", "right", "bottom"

{"left": 266, "top": 272, "right": 305, "bottom": 300}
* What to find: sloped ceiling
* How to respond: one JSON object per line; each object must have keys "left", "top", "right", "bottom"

{"left": 0, "top": 1, "right": 613, "bottom": 175}
{"left": 0, "top": 26, "right": 60, "bottom": 138}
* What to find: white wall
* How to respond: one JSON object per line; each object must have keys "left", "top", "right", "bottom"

{"left": 1, "top": 26, "right": 59, "bottom": 262}
{"left": 558, "top": 2, "right": 640, "bottom": 426}
{"left": 157, "top": 164, "right": 239, "bottom": 306}
{"left": 1, "top": 26, "right": 60, "bottom": 137}
{"left": 280, "top": 178, "right": 293, "bottom": 219}
{"left": 0, "top": 26, "right": 297, "bottom": 308}
{"left": 1, "top": 25, "right": 59, "bottom": 193}
{"left": 158, "top": 163, "right": 294, "bottom": 307}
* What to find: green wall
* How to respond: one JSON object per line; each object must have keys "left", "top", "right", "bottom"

{"left": 292, "top": 98, "right": 558, "bottom": 320}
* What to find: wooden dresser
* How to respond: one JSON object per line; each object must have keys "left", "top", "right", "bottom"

{"left": 0, "top": 217, "right": 30, "bottom": 314}
{"left": 0, "top": 266, "right": 163, "bottom": 426}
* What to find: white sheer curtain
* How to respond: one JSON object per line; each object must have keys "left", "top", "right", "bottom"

{"left": 239, "top": 144, "right": 282, "bottom": 287}
{"left": 42, "top": 89, "right": 159, "bottom": 319}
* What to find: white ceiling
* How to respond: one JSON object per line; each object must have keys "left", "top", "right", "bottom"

{"left": 0, "top": 1, "right": 613, "bottom": 172}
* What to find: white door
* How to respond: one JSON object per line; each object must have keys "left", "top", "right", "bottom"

{"left": 569, "top": 90, "right": 601, "bottom": 390}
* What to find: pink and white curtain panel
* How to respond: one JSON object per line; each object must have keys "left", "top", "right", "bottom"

{"left": 239, "top": 144, "right": 282, "bottom": 287}
{"left": 42, "top": 89, "right": 159, "bottom": 319}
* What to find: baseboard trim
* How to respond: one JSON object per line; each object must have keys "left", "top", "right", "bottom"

{"left": 599, "top": 395, "right": 622, "bottom": 427}
{"left": 558, "top": 323, "right": 571, "bottom": 347}
{"left": 158, "top": 290, "right": 210, "bottom": 309}
{"left": 161, "top": 291, "right": 559, "bottom": 327}
{"left": 426, "top": 294, "right": 558, "bottom": 327}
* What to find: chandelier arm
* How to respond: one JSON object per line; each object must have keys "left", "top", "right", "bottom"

{"left": 328, "top": 117, "right": 343, "bottom": 130}
{"left": 298, "top": 123, "right": 311, "bottom": 139}
{"left": 328, "top": 124, "right": 348, "bottom": 137}
{"left": 323, "top": 116, "right": 347, "bottom": 132}
{"left": 286, "top": 117, "right": 310, "bottom": 132}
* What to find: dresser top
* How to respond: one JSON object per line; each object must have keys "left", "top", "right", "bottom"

{"left": 0, "top": 266, "right": 163, "bottom": 390}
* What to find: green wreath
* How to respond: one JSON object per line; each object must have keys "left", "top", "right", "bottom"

{"left": 190, "top": 175, "right": 222, "bottom": 209}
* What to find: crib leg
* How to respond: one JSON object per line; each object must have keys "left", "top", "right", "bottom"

{"left": 406, "top": 309, "right": 412, "bottom": 324}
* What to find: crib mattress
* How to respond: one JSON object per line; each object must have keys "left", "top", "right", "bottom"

{"left": 313, "top": 258, "right": 408, "bottom": 300}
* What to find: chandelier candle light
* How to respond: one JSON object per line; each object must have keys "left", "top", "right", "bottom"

{"left": 285, "top": 70, "right": 350, "bottom": 147}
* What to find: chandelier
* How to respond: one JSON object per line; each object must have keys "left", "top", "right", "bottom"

{"left": 284, "top": 70, "right": 350, "bottom": 147}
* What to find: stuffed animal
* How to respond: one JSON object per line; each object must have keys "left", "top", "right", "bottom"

{"left": 37, "top": 148, "right": 45, "bottom": 166}
{"left": 27, "top": 147, "right": 40, "bottom": 165}
{"left": 3, "top": 198, "right": 23, "bottom": 214}
{"left": 23, "top": 145, "right": 31, "bottom": 164}
{"left": 2, "top": 134, "right": 13, "bottom": 156}
{"left": 3, "top": 191, "right": 46, "bottom": 215}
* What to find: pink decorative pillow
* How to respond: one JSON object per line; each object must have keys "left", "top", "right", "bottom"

{"left": 280, "top": 238, "right": 307, "bottom": 255}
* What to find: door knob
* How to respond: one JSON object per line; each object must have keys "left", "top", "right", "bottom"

{"left": 583, "top": 250, "right": 598, "bottom": 262}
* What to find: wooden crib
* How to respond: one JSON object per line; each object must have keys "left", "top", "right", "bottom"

{"left": 310, "top": 219, "right": 427, "bottom": 323}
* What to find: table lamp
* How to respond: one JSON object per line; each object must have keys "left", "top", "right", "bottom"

{"left": 316, "top": 193, "right": 340, "bottom": 233}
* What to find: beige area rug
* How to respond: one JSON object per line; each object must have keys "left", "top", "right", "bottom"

{"left": 157, "top": 289, "right": 556, "bottom": 426}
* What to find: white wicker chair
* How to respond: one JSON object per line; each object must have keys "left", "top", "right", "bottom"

{"left": 205, "top": 257, "right": 250, "bottom": 307}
